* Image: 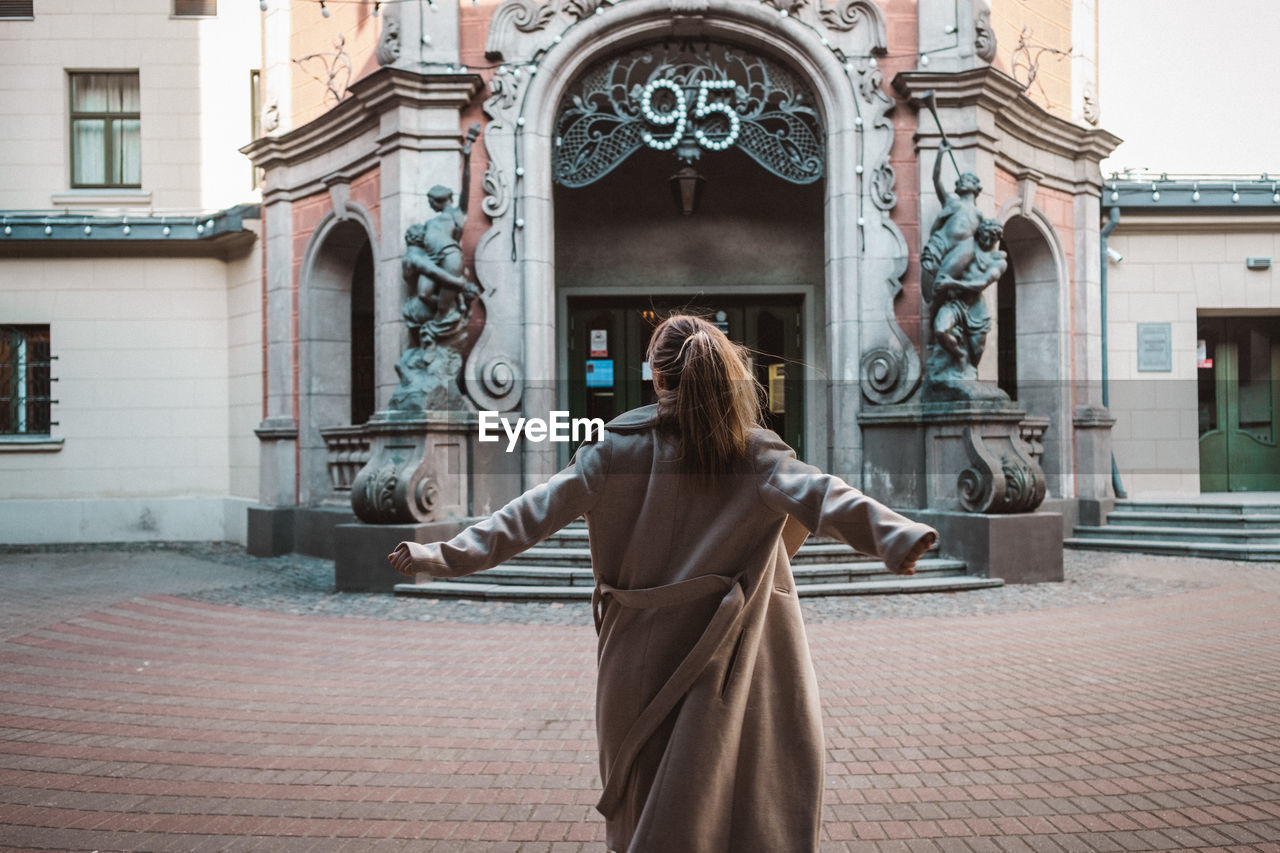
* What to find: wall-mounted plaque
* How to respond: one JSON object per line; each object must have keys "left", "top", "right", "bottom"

{"left": 1137, "top": 322, "right": 1172, "bottom": 372}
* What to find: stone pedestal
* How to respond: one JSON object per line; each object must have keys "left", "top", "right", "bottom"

{"left": 862, "top": 400, "right": 1058, "bottom": 582}
{"left": 861, "top": 401, "right": 1047, "bottom": 513}
{"left": 334, "top": 519, "right": 464, "bottom": 593}
{"left": 350, "top": 412, "right": 475, "bottom": 525}
{"left": 911, "top": 509, "right": 1063, "bottom": 584}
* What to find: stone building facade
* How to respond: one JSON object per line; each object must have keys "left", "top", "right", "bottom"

{"left": 241, "top": 0, "right": 1121, "bottom": 557}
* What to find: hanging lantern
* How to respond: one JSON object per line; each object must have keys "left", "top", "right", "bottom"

{"left": 668, "top": 165, "right": 705, "bottom": 216}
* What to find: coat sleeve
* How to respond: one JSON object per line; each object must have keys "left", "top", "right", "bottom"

{"left": 752, "top": 430, "right": 937, "bottom": 572}
{"left": 410, "top": 437, "right": 612, "bottom": 579}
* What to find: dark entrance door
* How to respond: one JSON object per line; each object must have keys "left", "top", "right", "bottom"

{"left": 567, "top": 296, "right": 805, "bottom": 457}
{"left": 1198, "top": 316, "right": 1280, "bottom": 491}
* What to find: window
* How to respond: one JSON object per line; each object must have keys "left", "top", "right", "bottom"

{"left": 0, "top": 1, "right": 35, "bottom": 19}
{"left": 69, "top": 72, "right": 141, "bottom": 188}
{"left": 1, "top": 326, "right": 56, "bottom": 437}
{"left": 173, "top": 0, "right": 217, "bottom": 15}
{"left": 249, "top": 69, "right": 262, "bottom": 188}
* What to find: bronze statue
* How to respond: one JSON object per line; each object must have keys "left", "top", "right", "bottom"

{"left": 920, "top": 140, "right": 1009, "bottom": 401}
{"left": 401, "top": 122, "right": 482, "bottom": 348}
{"left": 389, "top": 122, "right": 483, "bottom": 413}
{"left": 920, "top": 140, "right": 984, "bottom": 304}
{"left": 931, "top": 217, "right": 1007, "bottom": 375}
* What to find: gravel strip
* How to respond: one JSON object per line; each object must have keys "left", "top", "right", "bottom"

{"left": 3, "top": 541, "right": 1217, "bottom": 626}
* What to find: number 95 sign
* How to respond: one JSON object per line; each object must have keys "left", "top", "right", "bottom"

{"left": 639, "top": 78, "right": 741, "bottom": 153}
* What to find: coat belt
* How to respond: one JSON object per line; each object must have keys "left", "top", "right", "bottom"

{"left": 594, "top": 572, "right": 747, "bottom": 820}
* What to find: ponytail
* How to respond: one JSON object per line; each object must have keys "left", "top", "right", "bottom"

{"left": 647, "top": 315, "right": 764, "bottom": 479}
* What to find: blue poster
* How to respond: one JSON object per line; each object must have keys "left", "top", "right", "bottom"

{"left": 586, "top": 359, "right": 614, "bottom": 388}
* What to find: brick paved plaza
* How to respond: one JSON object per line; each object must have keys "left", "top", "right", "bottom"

{"left": 1, "top": 548, "right": 1278, "bottom": 852}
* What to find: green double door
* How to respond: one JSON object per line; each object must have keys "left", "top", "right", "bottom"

{"left": 1198, "top": 316, "right": 1280, "bottom": 491}
{"left": 567, "top": 296, "right": 805, "bottom": 457}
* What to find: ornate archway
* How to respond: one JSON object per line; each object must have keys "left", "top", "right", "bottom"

{"left": 470, "top": 0, "right": 917, "bottom": 484}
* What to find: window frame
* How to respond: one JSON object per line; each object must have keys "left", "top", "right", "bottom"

{"left": 1, "top": 324, "right": 56, "bottom": 440}
{"left": 0, "top": 1, "right": 35, "bottom": 20}
{"left": 172, "top": 0, "right": 217, "bottom": 17}
{"left": 68, "top": 70, "right": 142, "bottom": 190}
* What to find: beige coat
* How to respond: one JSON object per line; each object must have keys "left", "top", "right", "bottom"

{"left": 412, "top": 405, "right": 937, "bottom": 852}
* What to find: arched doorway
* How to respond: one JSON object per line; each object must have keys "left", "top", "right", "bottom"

{"left": 551, "top": 40, "right": 825, "bottom": 459}
{"left": 299, "top": 215, "right": 377, "bottom": 504}
{"left": 473, "top": 1, "right": 916, "bottom": 485}
{"left": 996, "top": 212, "right": 1068, "bottom": 496}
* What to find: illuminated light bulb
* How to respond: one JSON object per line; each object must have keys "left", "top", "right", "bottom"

{"left": 84, "top": 225, "right": 92, "bottom": 235}
{"left": 920, "top": 53, "right": 930, "bottom": 66}
{"left": 3, "top": 225, "right": 10, "bottom": 236}
{"left": 44, "top": 225, "right": 52, "bottom": 235}
{"left": 162, "top": 226, "right": 171, "bottom": 236}
{"left": 122, "top": 225, "right": 131, "bottom": 235}
{"left": 320, "top": 0, "right": 329, "bottom": 17}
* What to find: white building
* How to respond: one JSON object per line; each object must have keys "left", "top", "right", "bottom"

{"left": 0, "top": 0, "right": 263, "bottom": 543}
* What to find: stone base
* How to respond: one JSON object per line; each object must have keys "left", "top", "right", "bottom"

{"left": 334, "top": 519, "right": 466, "bottom": 593}
{"left": 247, "top": 505, "right": 360, "bottom": 559}
{"left": 247, "top": 506, "right": 294, "bottom": 557}
{"left": 911, "top": 509, "right": 1064, "bottom": 584}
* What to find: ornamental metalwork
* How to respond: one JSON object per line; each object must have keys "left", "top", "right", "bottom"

{"left": 553, "top": 43, "right": 824, "bottom": 187}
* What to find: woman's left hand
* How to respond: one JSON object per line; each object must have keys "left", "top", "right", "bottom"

{"left": 387, "top": 541, "right": 431, "bottom": 577}
{"left": 895, "top": 531, "right": 938, "bottom": 575}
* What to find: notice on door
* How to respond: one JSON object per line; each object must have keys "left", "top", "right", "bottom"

{"left": 586, "top": 359, "right": 614, "bottom": 388}
{"left": 590, "top": 329, "right": 608, "bottom": 358}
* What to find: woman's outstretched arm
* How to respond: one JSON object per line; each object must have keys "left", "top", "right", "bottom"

{"left": 753, "top": 431, "right": 937, "bottom": 574}
{"left": 388, "top": 437, "right": 611, "bottom": 579}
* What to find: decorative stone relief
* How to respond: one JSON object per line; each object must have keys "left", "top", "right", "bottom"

{"left": 1082, "top": 80, "right": 1100, "bottom": 125}
{"left": 818, "top": 0, "right": 878, "bottom": 32}
{"left": 375, "top": 16, "right": 401, "bottom": 66}
{"left": 957, "top": 425, "right": 1046, "bottom": 513}
{"left": 973, "top": 0, "right": 997, "bottom": 63}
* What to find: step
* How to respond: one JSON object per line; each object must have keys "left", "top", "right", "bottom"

{"left": 395, "top": 573, "right": 1004, "bottom": 602}
{"left": 1073, "top": 524, "right": 1280, "bottom": 546}
{"left": 1112, "top": 500, "right": 1280, "bottom": 517}
{"left": 1064, "top": 536, "right": 1280, "bottom": 562}
{"left": 440, "top": 557, "right": 970, "bottom": 589}
{"left": 1104, "top": 511, "right": 1280, "bottom": 529}
{"left": 502, "top": 542, "right": 917, "bottom": 568}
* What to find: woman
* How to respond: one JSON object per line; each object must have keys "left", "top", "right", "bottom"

{"left": 388, "top": 315, "right": 938, "bottom": 853}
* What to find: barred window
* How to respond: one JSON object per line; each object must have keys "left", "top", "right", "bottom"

{"left": 69, "top": 71, "right": 141, "bottom": 189}
{"left": 1, "top": 325, "right": 56, "bottom": 436}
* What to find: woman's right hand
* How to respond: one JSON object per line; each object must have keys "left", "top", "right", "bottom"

{"left": 387, "top": 541, "right": 431, "bottom": 577}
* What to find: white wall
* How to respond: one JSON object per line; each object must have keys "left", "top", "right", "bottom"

{"left": 1106, "top": 216, "right": 1280, "bottom": 495}
{"left": 0, "top": 237, "right": 263, "bottom": 543}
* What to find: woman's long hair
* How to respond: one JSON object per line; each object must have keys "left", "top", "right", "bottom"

{"left": 646, "top": 314, "right": 764, "bottom": 479}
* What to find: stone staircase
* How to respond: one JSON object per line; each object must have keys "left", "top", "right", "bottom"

{"left": 1066, "top": 498, "right": 1280, "bottom": 562}
{"left": 395, "top": 522, "right": 1002, "bottom": 601}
